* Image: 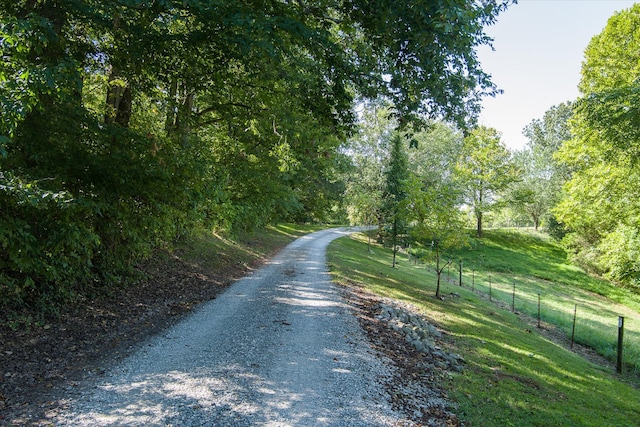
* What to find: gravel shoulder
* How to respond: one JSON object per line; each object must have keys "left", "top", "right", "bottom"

{"left": 2, "top": 228, "right": 460, "bottom": 426}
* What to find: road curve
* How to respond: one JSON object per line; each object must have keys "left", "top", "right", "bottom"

{"left": 56, "top": 227, "right": 405, "bottom": 426}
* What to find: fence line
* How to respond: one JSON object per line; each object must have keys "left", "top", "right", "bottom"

{"left": 407, "top": 253, "right": 638, "bottom": 375}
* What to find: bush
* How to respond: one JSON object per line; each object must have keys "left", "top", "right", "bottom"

{"left": 0, "top": 171, "right": 99, "bottom": 313}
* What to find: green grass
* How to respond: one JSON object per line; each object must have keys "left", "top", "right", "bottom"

{"left": 327, "top": 232, "right": 640, "bottom": 427}
{"left": 175, "top": 223, "right": 328, "bottom": 271}
{"left": 453, "top": 229, "right": 640, "bottom": 310}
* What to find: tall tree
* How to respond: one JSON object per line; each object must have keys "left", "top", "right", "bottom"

{"left": 505, "top": 151, "right": 547, "bottom": 230}
{"left": 505, "top": 102, "right": 573, "bottom": 232}
{"left": 344, "top": 100, "right": 396, "bottom": 235}
{"left": 382, "top": 133, "right": 410, "bottom": 268}
{"left": 555, "top": 4, "right": 640, "bottom": 287}
{"left": 455, "top": 126, "right": 519, "bottom": 237}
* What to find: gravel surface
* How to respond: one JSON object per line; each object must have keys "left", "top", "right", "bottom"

{"left": 53, "top": 228, "right": 410, "bottom": 426}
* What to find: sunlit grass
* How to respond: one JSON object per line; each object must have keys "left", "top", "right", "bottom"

{"left": 327, "top": 232, "right": 640, "bottom": 427}
{"left": 178, "top": 223, "right": 329, "bottom": 272}
{"left": 442, "top": 229, "right": 640, "bottom": 374}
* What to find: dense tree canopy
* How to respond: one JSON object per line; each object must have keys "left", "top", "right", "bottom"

{"left": 0, "top": 0, "right": 512, "bottom": 313}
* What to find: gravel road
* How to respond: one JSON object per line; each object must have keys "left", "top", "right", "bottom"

{"left": 55, "top": 227, "right": 407, "bottom": 426}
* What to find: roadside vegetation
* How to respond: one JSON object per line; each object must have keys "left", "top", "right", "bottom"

{"left": 1, "top": 223, "right": 325, "bottom": 330}
{"left": 0, "top": 223, "right": 327, "bottom": 421}
{"left": 328, "top": 231, "right": 640, "bottom": 427}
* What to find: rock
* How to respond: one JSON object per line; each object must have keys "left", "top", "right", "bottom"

{"left": 424, "top": 340, "right": 437, "bottom": 351}
{"left": 374, "top": 299, "right": 465, "bottom": 375}
{"left": 428, "top": 325, "right": 442, "bottom": 338}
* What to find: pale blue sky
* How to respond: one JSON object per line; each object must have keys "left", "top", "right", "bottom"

{"left": 477, "top": 0, "right": 637, "bottom": 150}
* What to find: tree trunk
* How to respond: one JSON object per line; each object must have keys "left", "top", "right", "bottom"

{"left": 105, "top": 70, "right": 132, "bottom": 127}
{"left": 104, "top": 15, "right": 132, "bottom": 128}
{"left": 164, "top": 79, "right": 178, "bottom": 134}
{"left": 168, "top": 83, "right": 195, "bottom": 145}
{"left": 376, "top": 212, "right": 384, "bottom": 243}
{"left": 114, "top": 83, "right": 132, "bottom": 127}
{"left": 179, "top": 91, "right": 195, "bottom": 146}
{"left": 476, "top": 187, "right": 484, "bottom": 238}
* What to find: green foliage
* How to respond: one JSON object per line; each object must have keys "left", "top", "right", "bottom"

{"left": 0, "top": 171, "right": 99, "bottom": 313}
{"left": 382, "top": 132, "right": 410, "bottom": 266}
{"left": 343, "top": 100, "right": 395, "bottom": 227}
{"left": 597, "top": 223, "right": 640, "bottom": 288}
{"left": 504, "top": 103, "right": 573, "bottom": 230}
{"left": 345, "top": 0, "right": 513, "bottom": 129}
{"left": 344, "top": 111, "right": 470, "bottom": 283}
{"left": 576, "top": 3, "right": 640, "bottom": 163}
{"left": 383, "top": 133, "right": 410, "bottom": 216}
{"left": 555, "top": 4, "right": 640, "bottom": 288}
{"left": 403, "top": 122, "right": 468, "bottom": 294}
{"left": 545, "top": 213, "right": 568, "bottom": 241}
{"left": 523, "top": 102, "right": 574, "bottom": 161}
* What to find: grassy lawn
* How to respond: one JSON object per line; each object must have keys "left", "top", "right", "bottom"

{"left": 327, "top": 231, "right": 640, "bottom": 427}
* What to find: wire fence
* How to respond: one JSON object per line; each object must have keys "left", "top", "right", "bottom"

{"left": 407, "top": 252, "right": 640, "bottom": 375}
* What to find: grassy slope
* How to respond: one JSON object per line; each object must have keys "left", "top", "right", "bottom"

{"left": 177, "top": 223, "right": 328, "bottom": 271}
{"left": 327, "top": 231, "right": 640, "bottom": 427}
{"left": 448, "top": 230, "right": 640, "bottom": 373}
